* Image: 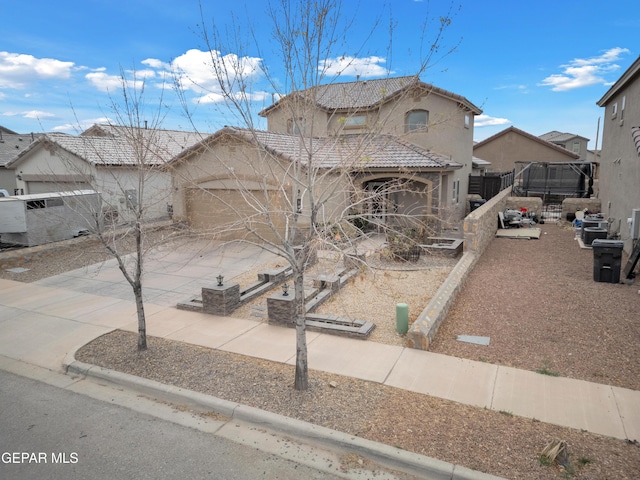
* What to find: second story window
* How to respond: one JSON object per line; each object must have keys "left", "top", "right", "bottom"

{"left": 287, "top": 118, "right": 306, "bottom": 135}
{"left": 343, "top": 115, "right": 367, "bottom": 128}
{"left": 405, "top": 110, "right": 428, "bottom": 133}
{"left": 572, "top": 141, "right": 580, "bottom": 154}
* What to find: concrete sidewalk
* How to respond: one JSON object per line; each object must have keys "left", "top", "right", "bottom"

{"left": 0, "top": 275, "right": 638, "bottom": 443}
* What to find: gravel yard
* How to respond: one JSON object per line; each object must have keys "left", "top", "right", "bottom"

{"left": 430, "top": 222, "right": 640, "bottom": 392}
{"left": 3, "top": 223, "right": 640, "bottom": 479}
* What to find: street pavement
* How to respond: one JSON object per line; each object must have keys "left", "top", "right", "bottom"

{"left": 0, "top": 369, "right": 346, "bottom": 480}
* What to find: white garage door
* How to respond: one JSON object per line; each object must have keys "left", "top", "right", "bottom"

{"left": 27, "top": 181, "right": 92, "bottom": 195}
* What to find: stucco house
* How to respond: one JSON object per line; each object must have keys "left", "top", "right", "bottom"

{"left": 260, "top": 76, "right": 482, "bottom": 220}
{"left": 473, "top": 126, "right": 580, "bottom": 173}
{"left": 596, "top": 55, "right": 640, "bottom": 254}
{"left": 0, "top": 129, "right": 40, "bottom": 195}
{"left": 539, "top": 131, "right": 590, "bottom": 160}
{"left": 169, "top": 126, "right": 465, "bottom": 242}
{"left": 5, "top": 126, "right": 203, "bottom": 222}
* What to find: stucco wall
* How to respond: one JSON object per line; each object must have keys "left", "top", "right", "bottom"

{"left": 562, "top": 198, "right": 602, "bottom": 221}
{"left": 474, "top": 130, "right": 578, "bottom": 173}
{"left": 597, "top": 75, "right": 640, "bottom": 254}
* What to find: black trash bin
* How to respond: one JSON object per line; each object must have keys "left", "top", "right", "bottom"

{"left": 469, "top": 199, "right": 486, "bottom": 212}
{"left": 592, "top": 239, "right": 624, "bottom": 283}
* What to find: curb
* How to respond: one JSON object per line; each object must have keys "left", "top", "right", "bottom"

{"left": 64, "top": 353, "right": 505, "bottom": 480}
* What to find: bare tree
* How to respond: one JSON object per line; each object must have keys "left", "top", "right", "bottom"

{"left": 33, "top": 72, "right": 185, "bottom": 351}
{"left": 174, "top": 0, "right": 461, "bottom": 389}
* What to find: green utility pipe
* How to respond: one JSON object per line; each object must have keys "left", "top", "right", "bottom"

{"left": 396, "top": 303, "right": 409, "bottom": 334}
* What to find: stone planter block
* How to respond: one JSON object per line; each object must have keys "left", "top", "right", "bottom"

{"left": 202, "top": 283, "right": 240, "bottom": 316}
{"left": 267, "top": 292, "right": 296, "bottom": 328}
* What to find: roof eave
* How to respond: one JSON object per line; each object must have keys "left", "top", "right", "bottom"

{"left": 597, "top": 55, "right": 640, "bottom": 106}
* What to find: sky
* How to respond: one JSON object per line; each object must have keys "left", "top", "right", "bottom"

{"left": 1, "top": 0, "right": 637, "bottom": 149}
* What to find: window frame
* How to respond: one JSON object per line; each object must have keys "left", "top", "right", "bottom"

{"left": 287, "top": 117, "right": 306, "bottom": 135}
{"left": 572, "top": 141, "right": 580, "bottom": 154}
{"left": 405, "top": 109, "right": 429, "bottom": 133}
{"left": 342, "top": 115, "right": 367, "bottom": 128}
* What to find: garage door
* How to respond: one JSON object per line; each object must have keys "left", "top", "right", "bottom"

{"left": 186, "top": 188, "right": 286, "bottom": 242}
{"left": 27, "top": 181, "right": 92, "bottom": 195}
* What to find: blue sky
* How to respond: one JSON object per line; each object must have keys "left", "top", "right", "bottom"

{"left": 1, "top": 0, "right": 637, "bottom": 149}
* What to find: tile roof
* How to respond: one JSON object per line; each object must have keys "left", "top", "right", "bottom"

{"left": 0, "top": 133, "right": 41, "bottom": 167}
{"left": 9, "top": 127, "right": 205, "bottom": 168}
{"left": 259, "top": 76, "right": 481, "bottom": 115}
{"left": 539, "top": 131, "right": 589, "bottom": 142}
{"left": 82, "top": 124, "right": 206, "bottom": 159}
{"left": 190, "top": 127, "right": 460, "bottom": 170}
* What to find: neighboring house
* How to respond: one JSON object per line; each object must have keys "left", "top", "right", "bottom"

{"left": 169, "top": 127, "right": 464, "bottom": 242}
{"left": 5, "top": 128, "right": 202, "bottom": 221}
{"left": 473, "top": 126, "right": 580, "bottom": 173}
{"left": 596, "top": 55, "right": 640, "bottom": 254}
{"left": 259, "top": 76, "right": 482, "bottom": 220}
{"left": 0, "top": 130, "right": 40, "bottom": 194}
{"left": 471, "top": 156, "right": 491, "bottom": 176}
{"left": 539, "top": 131, "right": 590, "bottom": 160}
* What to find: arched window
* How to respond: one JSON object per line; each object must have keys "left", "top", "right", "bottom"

{"left": 405, "top": 110, "right": 428, "bottom": 132}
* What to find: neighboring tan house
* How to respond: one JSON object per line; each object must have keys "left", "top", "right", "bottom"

{"left": 596, "top": 55, "right": 640, "bottom": 254}
{"left": 0, "top": 129, "right": 40, "bottom": 195}
{"left": 471, "top": 156, "right": 491, "bottom": 176}
{"left": 259, "top": 76, "right": 482, "bottom": 220}
{"left": 169, "top": 127, "right": 464, "bottom": 242}
{"left": 539, "top": 131, "right": 590, "bottom": 160}
{"left": 473, "top": 126, "right": 580, "bottom": 173}
{"left": 5, "top": 128, "right": 202, "bottom": 221}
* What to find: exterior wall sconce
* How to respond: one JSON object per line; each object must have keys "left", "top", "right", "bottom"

{"left": 282, "top": 283, "right": 289, "bottom": 296}
{"left": 216, "top": 274, "right": 224, "bottom": 287}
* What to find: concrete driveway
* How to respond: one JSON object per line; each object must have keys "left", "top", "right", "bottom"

{"left": 33, "top": 240, "right": 281, "bottom": 307}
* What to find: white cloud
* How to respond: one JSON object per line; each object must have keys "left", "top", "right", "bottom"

{"left": 319, "top": 56, "right": 391, "bottom": 77}
{"left": 0, "top": 51, "right": 75, "bottom": 89}
{"left": 22, "top": 110, "right": 55, "bottom": 119}
{"left": 142, "top": 58, "right": 170, "bottom": 70}
{"left": 86, "top": 71, "right": 144, "bottom": 92}
{"left": 475, "top": 114, "right": 510, "bottom": 127}
{"left": 132, "top": 69, "right": 157, "bottom": 80}
{"left": 539, "top": 47, "right": 630, "bottom": 92}
{"left": 494, "top": 84, "right": 529, "bottom": 94}
{"left": 143, "top": 49, "right": 266, "bottom": 104}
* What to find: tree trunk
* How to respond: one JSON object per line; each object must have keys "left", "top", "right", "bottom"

{"left": 293, "top": 269, "right": 308, "bottom": 390}
{"left": 134, "top": 284, "right": 147, "bottom": 351}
